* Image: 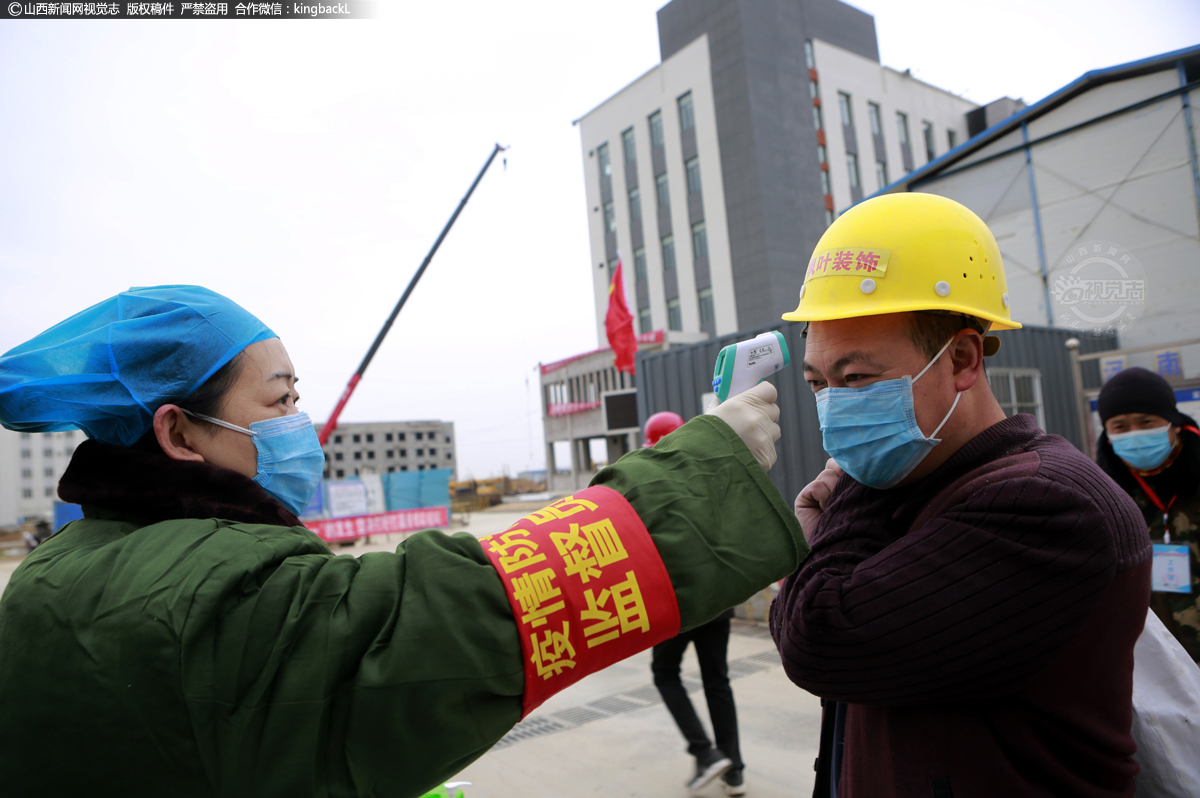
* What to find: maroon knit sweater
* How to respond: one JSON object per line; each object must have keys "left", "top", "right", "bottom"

{"left": 770, "top": 414, "right": 1151, "bottom": 798}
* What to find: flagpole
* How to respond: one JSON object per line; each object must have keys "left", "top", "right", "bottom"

{"left": 319, "top": 142, "right": 508, "bottom": 446}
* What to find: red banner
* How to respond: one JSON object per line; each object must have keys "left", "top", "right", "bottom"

{"left": 479, "top": 486, "right": 680, "bottom": 717}
{"left": 306, "top": 506, "right": 449, "bottom": 542}
{"left": 546, "top": 400, "right": 602, "bottom": 417}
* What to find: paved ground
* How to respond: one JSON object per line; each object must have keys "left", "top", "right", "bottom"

{"left": 0, "top": 505, "right": 822, "bottom": 797}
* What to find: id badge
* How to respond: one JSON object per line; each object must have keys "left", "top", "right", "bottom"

{"left": 1151, "top": 544, "right": 1192, "bottom": 593}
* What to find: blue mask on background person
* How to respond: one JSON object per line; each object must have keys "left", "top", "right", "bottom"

{"left": 816, "top": 337, "right": 961, "bottom": 489}
{"left": 1109, "top": 426, "right": 1175, "bottom": 471}
{"left": 183, "top": 410, "right": 324, "bottom": 517}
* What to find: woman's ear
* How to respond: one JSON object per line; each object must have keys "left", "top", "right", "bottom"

{"left": 153, "top": 405, "right": 207, "bottom": 463}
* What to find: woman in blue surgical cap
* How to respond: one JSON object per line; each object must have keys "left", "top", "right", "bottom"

{"left": 0, "top": 286, "right": 806, "bottom": 797}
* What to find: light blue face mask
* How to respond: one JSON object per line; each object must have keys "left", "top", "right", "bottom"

{"left": 815, "top": 337, "right": 961, "bottom": 489}
{"left": 183, "top": 410, "right": 325, "bottom": 517}
{"left": 1109, "top": 426, "right": 1174, "bottom": 471}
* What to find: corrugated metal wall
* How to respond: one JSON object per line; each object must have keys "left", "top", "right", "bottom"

{"left": 636, "top": 321, "right": 1115, "bottom": 506}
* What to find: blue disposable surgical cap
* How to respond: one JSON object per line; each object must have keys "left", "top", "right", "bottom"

{"left": 0, "top": 285, "right": 276, "bottom": 447}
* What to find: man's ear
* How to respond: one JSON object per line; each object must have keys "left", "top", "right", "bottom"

{"left": 950, "top": 329, "right": 985, "bottom": 392}
{"left": 153, "top": 405, "right": 207, "bottom": 463}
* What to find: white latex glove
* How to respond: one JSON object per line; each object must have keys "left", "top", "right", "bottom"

{"left": 795, "top": 458, "right": 843, "bottom": 542}
{"left": 706, "top": 380, "right": 781, "bottom": 471}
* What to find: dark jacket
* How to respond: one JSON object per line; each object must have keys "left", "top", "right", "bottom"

{"left": 771, "top": 414, "right": 1151, "bottom": 798}
{"left": 1097, "top": 416, "right": 1200, "bottom": 663}
{"left": 0, "top": 416, "right": 807, "bottom": 797}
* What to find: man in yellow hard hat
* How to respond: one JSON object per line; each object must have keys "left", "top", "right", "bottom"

{"left": 768, "top": 193, "right": 1152, "bottom": 797}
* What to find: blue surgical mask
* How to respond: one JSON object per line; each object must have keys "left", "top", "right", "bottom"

{"left": 815, "top": 338, "right": 961, "bottom": 489}
{"left": 183, "top": 410, "right": 325, "bottom": 517}
{"left": 1109, "top": 426, "right": 1174, "bottom": 471}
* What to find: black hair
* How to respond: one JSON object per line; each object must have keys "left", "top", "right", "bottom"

{"left": 132, "top": 352, "right": 246, "bottom": 453}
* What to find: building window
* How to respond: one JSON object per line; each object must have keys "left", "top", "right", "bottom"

{"left": 685, "top": 157, "right": 702, "bottom": 195}
{"left": 678, "top": 92, "right": 694, "bottom": 131}
{"left": 445, "top": 435, "right": 451, "bottom": 443}
{"left": 867, "top": 102, "right": 882, "bottom": 136}
{"left": 352, "top": 434, "right": 361, "bottom": 443}
{"left": 398, "top": 433, "right": 405, "bottom": 441}
{"left": 947, "top": 129, "right": 958, "bottom": 149}
{"left": 639, "top": 307, "right": 653, "bottom": 334}
{"left": 416, "top": 432, "right": 423, "bottom": 441}
{"left": 334, "top": 452, "right": 344, "bottom": 461}
{"left": 401, "top": 465, "right": 408, "bottom": 471}
{"left": 846, "top": 153, "right": 860, "bottom": 189}
{"left": 20, "top": 468, "right": 30, "bottom": 478}
{"left": 43, "top": 448, "right": 52, "bottom": 458}
{"left": 655, "top": 174, "right": 670, "bottom": 209}
{"left": 417, "top": 448, "right": 424, "bottom": 457}
{"left": 691, "top": 221, "right": 708, "bottom": 260}
{"left": 628, "top": 187, "right": 641, "bottom": 221}
{"left": 44, "top": 467, "right": 54, "bottom": 478}
{"left": 386, "top": 450, "right": 394, "bottom": 458}
{"left": 607, "top": 258, "right": 619, "bottom": 282}
{"left": 430, "top": 448, "right": 437, "bottom": 456}
{"left": 667, "top": 299, "right": 682, "bottom": 331}
{"left": 837, "top": 92, "right": 853, "bottom": 127}
{"left": 20, "top": 449, "right": 30, "bottom": 459}
{"left": 388, "top": 466, "right": 396, "bottom": 473}
{"left": 400, "top": 449, "right": 407, "bottom": 457}
{"left": 63, "top": 430, "right": 73, "bottom": 439}
{"left": 820, "top": 169, "right": 831, "bottom": 195}
{"left": 804, "top": 40, "right": 815, "bottom": 69}
{"left": 988, "top": 369, "right": 1045, "bottom": 428}
{"left": 875, "top": 160, "right": 888, "bottom": 189}
{"left": 365, "top": 434, "right": 374, "bottom": 443}
{"left": 385, "top": 432, "right": 393, "bottom": 442}
{"left": 353, "top": 451, "right": 362, "bottom": 460}
{"left": 922, "top": 121, "right": 935, "bottom": 161}
{"left": 64, "top": 445, "right": 73, "bottom": 456}
{"left": 334, "top": 435, "right": 343, "bottom": 444}
{"left": 622, "top": 127, "right": 636, "bottom": 163}
{"left": 335, "top": 469, "right": 345, "bottom": 478}
{"left": 661, "top": 236, "right": 676, "bottom": 271}
{"left": 597, "top": 142, "right": 611, "bottom": 177}
{"left": 367, "top": 450, "right": 375, "bottom": 460}
{"left": 698, "top": 288, "right": 715, "bottom": 325}
{"left": 817, "top": 144, "right": 827, "bottom": 164}
{"left": 44, "top": 487, "right": 54, "bottom": 497}
{"left": 603, "top": 201, "right": 616, "bottom": 233}
{"left": 809, "top": 80, "right": 819, "bottom": 99}
{"left": 649, "top": 110, "right": 664, "bottom": 147}
{"left": 22, "top": 488, "right": 32, "bottom": 499}
{"left": 825, "top": 209, "right": 835, "bottom": 226}
{"left": 447, "top": 453, "right": 453, "bottom": 459}
{"left": 896, "top": 112, "right": 910, "bottom": 145}
{"left": 19, "top": 432, "right": 29, "bottom": 439}
{"left": 812, "top": 104, "right": 823, "bottom": 131}
{"left": 634, "top": 248, "right": 647, "bottom": 281}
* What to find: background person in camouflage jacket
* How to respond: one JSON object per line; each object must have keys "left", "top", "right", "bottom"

{"left": 1097, "top": 367, "right": 1200, "bottom": 663}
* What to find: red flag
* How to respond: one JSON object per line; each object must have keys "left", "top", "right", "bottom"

{"left": 605, "top": 260, "right": 637, "bottom": 374}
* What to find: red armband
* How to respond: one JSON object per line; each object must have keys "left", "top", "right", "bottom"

{"left": 479, "top": 485, "right": 681, "bottom": 717}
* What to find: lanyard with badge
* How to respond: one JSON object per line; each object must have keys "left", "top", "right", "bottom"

{"left": 1131, "top": 469, "right": 1192, "bottom": 594}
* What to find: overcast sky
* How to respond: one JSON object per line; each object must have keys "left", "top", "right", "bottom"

{"left": 1, "top": 0, "right": 1198, "bottom": 479}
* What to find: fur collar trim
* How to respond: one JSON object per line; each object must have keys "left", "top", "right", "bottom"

{"left": 59, "top": 439, "right": 302, "bottom": 527}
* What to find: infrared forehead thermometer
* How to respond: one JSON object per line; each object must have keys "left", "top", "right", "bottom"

{"left": 712, "top": 330, "right": 791, "bottom": 403}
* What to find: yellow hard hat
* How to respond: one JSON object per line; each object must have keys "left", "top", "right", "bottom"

{"left": 783, "top": 192, "right": 1021, "bottom": 331}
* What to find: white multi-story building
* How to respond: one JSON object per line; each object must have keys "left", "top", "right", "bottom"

{"left": 0, "top": 428, "right": 80, "bottom": 526}
{"left": 576, "top": 0, "right": 1019, "bottom": 344}
{"left": 319, "top": 420, "right": 457, "bottom": 481}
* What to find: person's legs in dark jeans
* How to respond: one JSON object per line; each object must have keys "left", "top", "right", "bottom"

{"left": 691, "top": 615, "right": 742, "bottom": 773}
{"left": 651, "top": 631, "right": 715, "bottom": 759}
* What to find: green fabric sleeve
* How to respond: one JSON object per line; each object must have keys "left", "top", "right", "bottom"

{"left": 591, "top": 414, "right": 810, "bottom": 631}
{"left": 175, "top": 524, "right": 524, "bottom": 798}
